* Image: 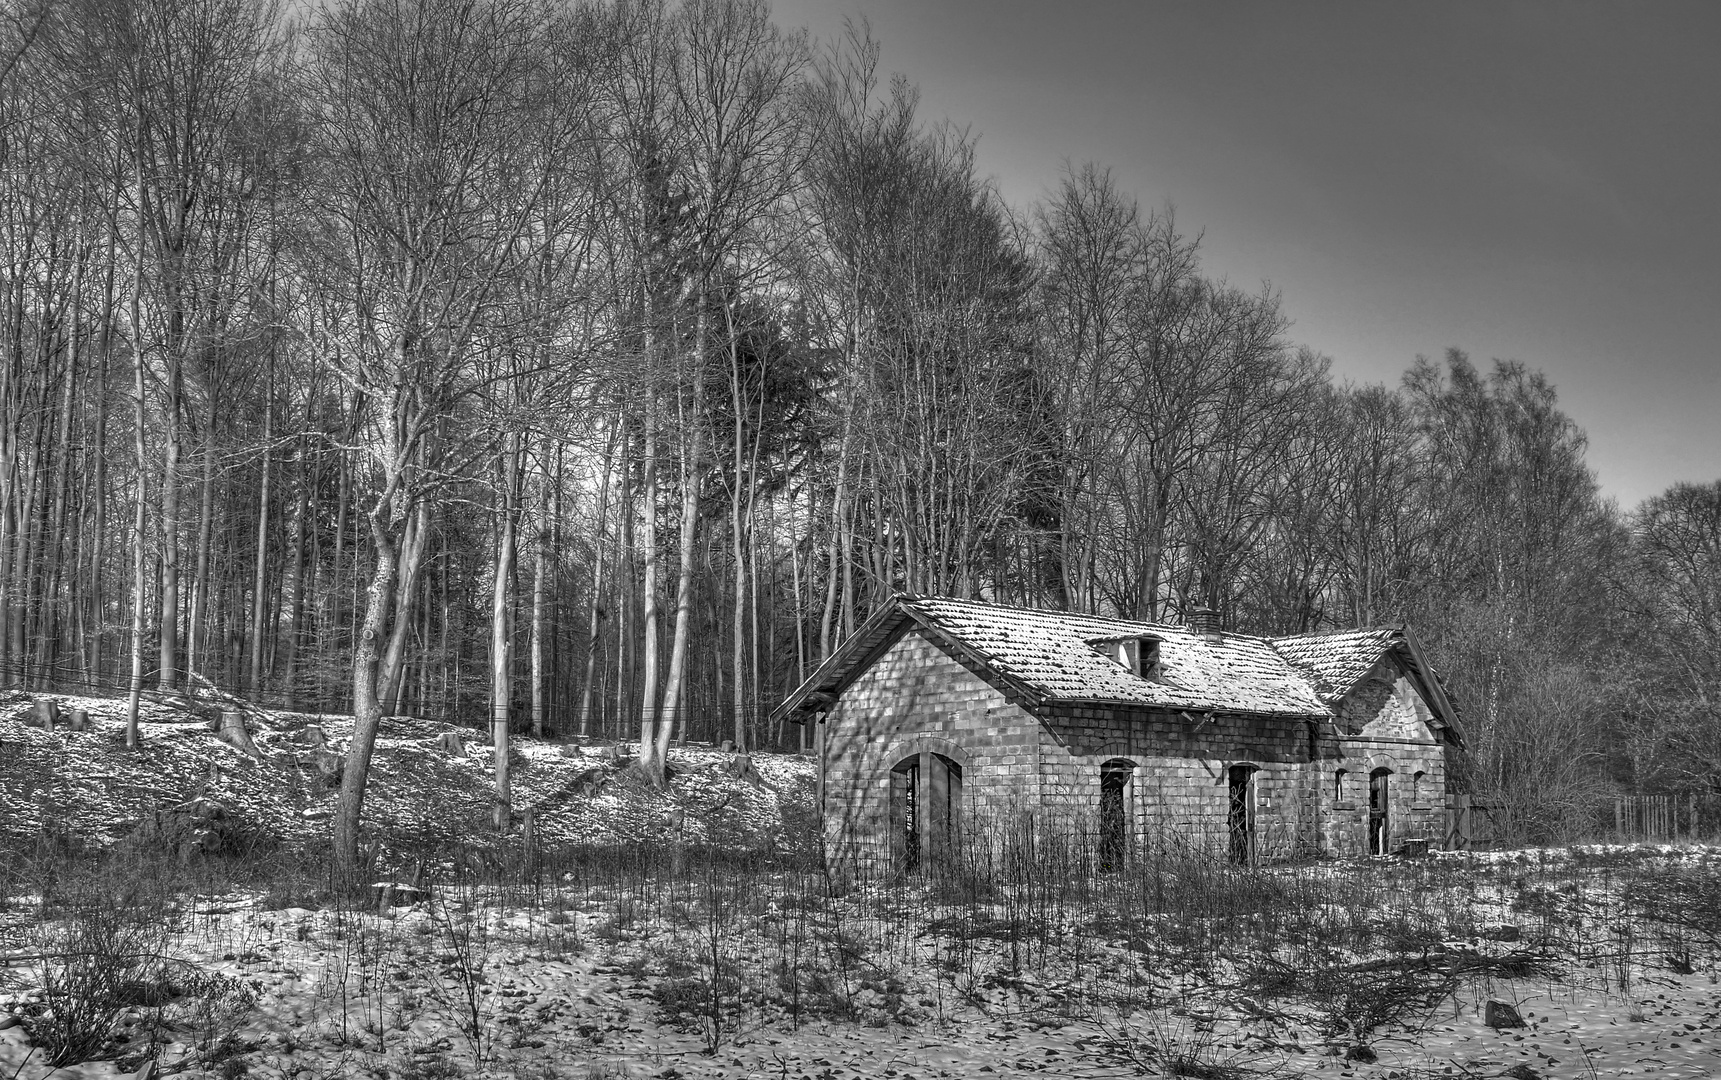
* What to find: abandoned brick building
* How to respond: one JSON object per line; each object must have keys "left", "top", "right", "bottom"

{"left": 773, "top": 595, "right": 1464, "bottom": 875}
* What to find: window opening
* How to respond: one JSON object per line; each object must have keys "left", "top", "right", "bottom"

{"left": 1100, "top": 637, "right": 1159, "bottom": 679}
{"left": 937, "top": 755, "right": 963, "bottom": 851}
{"left": 1334, "top": 768, "right": 1347, "bottom": 801}
{"left": 892, "top": 758, "right": 920, "bottom": 872}
{"left": 1100, "top": 759, "right": 1135, "bottom": 872}
{"left": 1227, "top": 765, "right": 1257, "bottom": 865}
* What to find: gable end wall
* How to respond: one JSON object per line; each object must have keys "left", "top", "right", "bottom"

{"left": 1325, "top": 656, "right": 1448, "bottom": 853}
{"left": 821, "top": 630, "right": 1041, "bottom": 875}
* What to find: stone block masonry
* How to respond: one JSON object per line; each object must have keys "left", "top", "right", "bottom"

{"left": 818, "top": 627, "right": 1453, "bottom": 877}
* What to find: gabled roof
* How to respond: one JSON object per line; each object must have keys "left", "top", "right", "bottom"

{"left": 772, "top": 595, "right": 1335, "bottom": 724}
{"left": 911, "top": 597, "right": 1330, "bottom": 717}
{"left": 1268, "top": 627, "right": 1401, "bottom": 705}
{"left": 1270, "top": 624, "right": 1464, "bottom": 742}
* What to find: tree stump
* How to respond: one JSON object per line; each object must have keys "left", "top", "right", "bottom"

{"left": 303, "top": 725, "right": 329, "bottom": 751}
{"left": 215, "top": 711, "right": 260, "bottom": 757}
{"left": 719, "top": 739, "right": 735, "bottom": 753}
{"left": 437, "top": 730, "right": 466, "bottom": 757}
{"left": 33, "top": 697, "right": 58, "bottom": 731}
{"left": 67, "top": 708, "right": 88, "bottom": 732}
{"left": 601, "top": 742, "right": 625, "bottom": 765}
{"left": 723, "top": 752, "right": 762, "bottom": 785}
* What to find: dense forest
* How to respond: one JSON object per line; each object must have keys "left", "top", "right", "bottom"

{"left": 0, "top": 0, "right": 1716, "bottom": 858}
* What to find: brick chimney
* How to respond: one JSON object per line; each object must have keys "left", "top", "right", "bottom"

{"left": 1189, "top": 607, "right": 1223, "bottom": 642}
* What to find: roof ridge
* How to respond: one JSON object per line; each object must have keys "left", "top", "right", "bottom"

{"left": 1270, "top": 625, "right": 1402, "bottom": 642}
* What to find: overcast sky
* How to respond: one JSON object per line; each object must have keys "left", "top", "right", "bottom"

{"left": 771, "top": 0, "right": 1721, "bottom": 509}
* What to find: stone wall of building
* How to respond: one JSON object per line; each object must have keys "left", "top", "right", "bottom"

{"left": 818, "top": 631, "right": 1453, "bottom": 873}
{"left": 1321, "top": 657, "right": 1448, "bottom": 855}
{"left": 1036, "top": 704, "right": 1325, "bottom": 859}
{"left": 820, "top": 630, "right": 1043, "bottom": 876}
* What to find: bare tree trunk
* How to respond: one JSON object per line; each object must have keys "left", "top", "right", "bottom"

{"left": 638, "top": 382, "right": 662, "bottom": 776}
{"left": 248, "top": 364, "right": 272, "bottom": 694}
{"left": 335, "top": 503, "right": 399, "bottom": 876}
{"left": 157, "top": 356, "right": 180, "bottom": 690}
{"left": 530, "top": 434, "right": 549, "bottom": 738}
{"left": 187, "top": 395, "right": 215, "bottom": 680}
{"left": 616, "top": 438, "right": 635, "bottom": 743}
{"left": 658, "top": 311, "right": 706, "bottom": 771}
{"left": 125, "top": 209, "right": 147, "bottom": 749}
{"left": 578, "top": 421, "right": 617, "bottom": 738}
{"left": 726, "top": 306, "right": 749, "bottom": 750}
{"left": 658, "top": 428, "right": 701, "bottom": 764}
{"left": 491, "top": 431, "right": 520, "bottom": 831}
{"left": 279, "top": 437, "right": 309, "bottom": 707}
{"left": 378, "top": 499, "right": 429, "bottom": 707}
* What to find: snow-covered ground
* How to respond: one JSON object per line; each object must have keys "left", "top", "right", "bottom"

{"left": 0, "top": 690, "right": 816, "bottom": 856}
{"left": 6, "top": 697, "right": 1721, "bottom": 1078}
{"left": 4, "top": 848, "right": 1721, "bottom": 1078}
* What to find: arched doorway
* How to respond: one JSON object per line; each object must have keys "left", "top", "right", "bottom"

{"left": 889, "top": 750, "right": 964, "bottom": 872}
{"left": 1368, "top": 768, "right": 1393, "bottom": 855}
{"left": 1099, "top": 759, "right": 1136, "bottom": 871}
{"left": 1227, "top": 764, "right": 1258, "bottom": 865}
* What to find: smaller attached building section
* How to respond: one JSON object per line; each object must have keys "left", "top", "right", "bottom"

{"left": 1273, "top": 627, "right": 1462, "bottom": 857}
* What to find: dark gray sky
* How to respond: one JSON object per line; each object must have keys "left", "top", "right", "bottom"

{"left": 772, "top": 0, "right": 1721, "bottom": 509}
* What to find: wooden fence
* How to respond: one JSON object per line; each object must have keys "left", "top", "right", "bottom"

{"left": 1614, "top": 793, "right": 1701, "bottom": 842}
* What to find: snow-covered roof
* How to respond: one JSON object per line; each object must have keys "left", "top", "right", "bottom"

{"left": 906, "top": 597, "right": 1331, "bottom": 717}
{"left": 1268, "top": 627, "right": 1401, "bottom": 705}
{"left": 775, "top": 595, "right": 1463, "bottom": 740}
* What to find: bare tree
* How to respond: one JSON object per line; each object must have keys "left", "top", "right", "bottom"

{"left": 303, "top": 0, "right": 574, "bottom": 872}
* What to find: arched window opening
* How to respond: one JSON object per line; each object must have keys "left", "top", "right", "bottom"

{"left": 1227, "top": 764, "right": 1258, "bottom": 865}
{"left": 890, "top": 757, "right": 920, "bottom": 872}
{"left": 1368, "top": 767, "right": 1393, "bottom": 855}
{"left": 1412, "top": 770, "right": 1425, "bottom": 803}
{"left": 1100, "top": 759, "right": 1136, "bottom": 872}
{"left": 1334, "top": 768, "right": 1348, "bottom": 801}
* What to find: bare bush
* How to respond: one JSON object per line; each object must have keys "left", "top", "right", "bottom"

{"left": 22, "top": 863, "right": 180, "bottom": 1066}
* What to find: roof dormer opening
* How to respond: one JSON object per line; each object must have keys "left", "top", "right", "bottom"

{"left": 1102, "top": 636, "right": 1161, "bottom": 680}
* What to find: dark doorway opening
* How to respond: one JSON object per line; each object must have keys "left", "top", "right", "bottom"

{"left": 1100, "top": 759, "right": 1135, "bottom": 871}
{"left": 1227, "top": 764, "right": 1257, "bottom": 864}
{"left": 892, "top": 758, "right": 920, "bottom": 871}
{"left": 891, "top": 752, "right": 963, "bottom": 873}
{"left": 1368, "top": 768, "right": 1392, "bottom": 855}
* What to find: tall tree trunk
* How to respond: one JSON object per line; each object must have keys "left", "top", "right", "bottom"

{"left": 578, "top": 419, "right": 617, "bottom": 738}
{"left": 492, "top": 431, "right": 520, "bottom": 830}
{"left": 334, "top": 499, "right": 400, "bottom": 875}
{"left": 657, "top": 354, "right": 705, "bottom": 771}
{"left": 157, "top": 355, "right": 181, "bottom": 690}
{"left": 279, "top": 438, "right": 309, "bottom": 707}
{"left": 125, "top": 214, "right": 147, "bottom": 749}
{"left": 727, "top": 307, "right": 750, "bottom": 750}
{"left": 637, "top": 383, "right": 662, "bottom": 776}
{"left": 530, "top": 434, "right": 549, "bottom": 738}
{"left": 187, "top": 394, "right": 215, "bottom": 680}
{"left": 378, "top": 499, "right": 430, "bottom": 708}
{"left": 249, "top": 364, "right": 273, "bottom": 694}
